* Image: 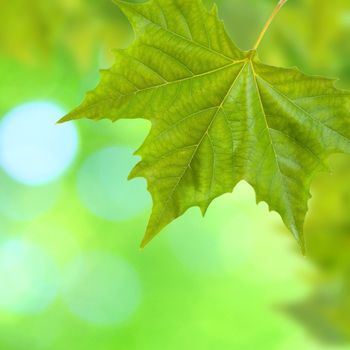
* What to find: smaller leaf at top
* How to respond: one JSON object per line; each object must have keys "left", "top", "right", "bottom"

{"left": 61, "top": 0, "right": 350, "bottom": 253}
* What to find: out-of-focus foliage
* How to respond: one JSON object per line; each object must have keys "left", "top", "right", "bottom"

{"left": 0, "top": 0, "right": 132, "bottom": 69}
{"left": 286, "top": 155, "right": 350, "bottom": 344}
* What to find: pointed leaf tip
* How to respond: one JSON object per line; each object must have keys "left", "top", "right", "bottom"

{"left": 57, "top": 114, "right": 73, "bottom": 124}
{"left": 140, "top": 232, "right": 153, "bottom": 249}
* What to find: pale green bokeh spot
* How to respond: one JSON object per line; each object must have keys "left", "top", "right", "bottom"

{"left": 61, "top": 252, "right": 141, "bottom": 326}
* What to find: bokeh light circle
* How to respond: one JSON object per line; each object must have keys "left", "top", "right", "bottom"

{"left": 0, "top": 101, "right": 79, "bottom": 185}
{"left": 0, "top": 239, "right": 58, "bottom": 314}
{"left": 77, "top": 147, "right": 151, "bottom": 221}
{"left": 61, "top": 252, "right": 141, "bottom": 326}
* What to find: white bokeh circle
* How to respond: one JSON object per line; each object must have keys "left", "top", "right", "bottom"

{"left": 0, "top": 101, "right": 79, "bottom": 185}
{"left": 61, "top": 252, "right": 141, "bottom": 326}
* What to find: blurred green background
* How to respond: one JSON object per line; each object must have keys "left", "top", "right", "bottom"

{"left": 0, "top": 0, "right": 350, "bottom": 349}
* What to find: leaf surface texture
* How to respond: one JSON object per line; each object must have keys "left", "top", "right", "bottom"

{"left": 62, "top": 0, "right": 350, "bottom": 250}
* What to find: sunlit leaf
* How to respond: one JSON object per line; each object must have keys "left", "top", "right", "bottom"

{"left": 62, "top": 0, "right": 350, "bottom": 250}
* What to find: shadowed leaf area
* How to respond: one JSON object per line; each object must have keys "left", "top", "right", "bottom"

{"left": 61, "top": 0, "right": 350, "bottom": 251}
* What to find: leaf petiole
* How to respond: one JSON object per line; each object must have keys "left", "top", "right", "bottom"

{"left": 252, "top": 0, "right": 288, "bottom": 51}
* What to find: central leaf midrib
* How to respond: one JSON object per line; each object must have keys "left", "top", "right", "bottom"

{"left": 66, "top": 61, "right": 243, "bottom": 121}
{"left": 149, "top": 62, "right": 248, "bottom": 231}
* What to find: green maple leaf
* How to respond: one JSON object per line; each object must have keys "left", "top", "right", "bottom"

{"left": 61, "top": 0, "right": 350, "bottom": 252}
